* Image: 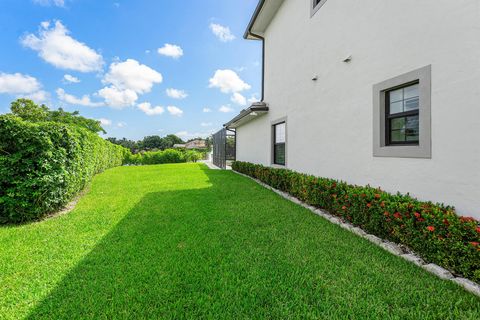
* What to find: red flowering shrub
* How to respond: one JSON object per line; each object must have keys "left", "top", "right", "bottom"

{"left": 232, "top": 161, "right": 480, "bottom": 282}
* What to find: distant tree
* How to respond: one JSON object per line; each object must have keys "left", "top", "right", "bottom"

{"left": 204, "top": 136, "right": 212, "bottom": 151}
{"left": 47, "top": 108, "right": 106, "bottom": 134}
{"left": 141, "top": 135, "right": 164, "bottom": 150}
{"left": 10, "top": 99, "right": 48, "bottom": 122}
{"left": 9, "top": 99, "right": 106, "bottom": 134}
{"left": 162, "top": 134, "right": 184, "bottom": 149}
{"left": 106, "top": 137, "right": 138, "bottom": 152}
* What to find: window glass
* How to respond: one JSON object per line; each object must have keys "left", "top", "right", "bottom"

{"left": 389, "top": 83, "right": 419, "bottom": 114}
{"left": 404, "top": 96, "right": 419, "bottom": 111}
{"left": 386, "top": 83, "right": 420, "bottom": 145}
{"left": 391, "top": 129, "right": 405, "bottom": 142}
{"left": 389, "top": 101, "right": 404, "bottom": 114}
{"left": 274, "top": 144, "right": 285, "bottom": 165}
{"left": 275, "top": 122, "right": 286, "bottom": 143}
{"left": 389, "top": 88, "right": 403, "bottom": 103}
{"left": 404, "top": 84, "right": 419, "bottom": 99}
{"left": 273, "top": 122, "right": 286, "bottom": 165}
{"left": 391, "top": 117, "right": 405, "bottom": 130}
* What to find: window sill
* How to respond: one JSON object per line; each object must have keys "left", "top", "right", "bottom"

{"left": 373, "top": 145, "right": 431, "bottom": 159}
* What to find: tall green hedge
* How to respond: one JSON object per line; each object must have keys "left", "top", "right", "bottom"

{"left": 232, "top": 161, "right": 480, "bottom": 282}
{"left": 124, "top": 149, "right": 203, "bottom": 165}
{"left": 0, "top": 115, "right": 127, "bottom": 223}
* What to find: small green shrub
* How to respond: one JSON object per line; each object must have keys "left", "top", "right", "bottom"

{"left": 185, "top": 150, "right": 202, "bottom": 163}
{"left": 0, "top": 115, "right": 126, "bottom": 223}
{"left": 232, "top": 161, "right": 480, "bottom": 282}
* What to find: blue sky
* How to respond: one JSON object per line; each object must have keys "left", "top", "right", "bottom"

{"left": 0, "top": 0, "right": 261, "bottom": 140}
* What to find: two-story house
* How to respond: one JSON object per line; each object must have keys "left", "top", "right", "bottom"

{"left": 225, "top": 0, "right": 480, "bottom": 219}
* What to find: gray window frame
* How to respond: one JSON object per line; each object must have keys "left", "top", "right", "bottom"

{"left": 311, "top": 0, "right": 328, "bottom": 17}
{"left": 373, "top": 65, "right": 432, "bottom": 159}
{"left": 271, "top": 117, "right": 287, "bottom": 167}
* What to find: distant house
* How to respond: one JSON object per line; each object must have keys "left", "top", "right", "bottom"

{"left": 224, "top": 0, "right": 480, "bottom": 219}
{"left": 185, "top": 139, "right": 207, "bottom": 150}
{"left": 173, "top": 140, "right": 207, "bottom": 150}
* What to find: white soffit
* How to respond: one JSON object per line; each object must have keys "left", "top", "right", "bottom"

{"left": 248, "top": 0, "right": 285, "bottom": 39}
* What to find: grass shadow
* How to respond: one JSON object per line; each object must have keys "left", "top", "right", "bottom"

{"left": 26, "top": 168, "right": 480, "bottom": 319}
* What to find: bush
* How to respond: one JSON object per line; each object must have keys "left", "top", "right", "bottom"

{"left": 185, "top": 150, "right": 202, "bottom": 162}
{"left": 232, "top": 161, "right": 480, "bottom": 282}
{"left": 124, "top": 149, "right": 203, "bottom": 165}
{"left": 0, "top": 115, "right": 126, "bottom": 223}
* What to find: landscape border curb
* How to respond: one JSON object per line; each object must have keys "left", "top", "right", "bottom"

{"left": 232, "top": 170, "right": 480, "bottom": 297}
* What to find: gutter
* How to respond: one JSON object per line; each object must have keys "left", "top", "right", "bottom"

{"left": 243, "top": 0, "right": 266, "bottom": 39}
{"left": 224, "top": 103, "right": 269, "bottom": 128}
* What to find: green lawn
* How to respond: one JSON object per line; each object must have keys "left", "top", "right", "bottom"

{"left": 0, "top": 163, "right": 479, "bottom": 319}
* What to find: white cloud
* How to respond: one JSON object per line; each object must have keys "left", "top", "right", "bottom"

{"left": 167, "top": 106, "right": 183, "bottom": 117}
{"left": 56, "top": 88, "right": 103, "bottom": 107}
{"left": 97, "top": 59, "right": 162, "bottom": 108}
{"left": 21, "top": 21, "right": 103, "bottom": 72}
{"left": 0, "top": 72, "right": 48, "bottom": 102}
{"left": 209, "top": 23, "right": 236, "bottom": 42}
{"left": 103, "top": 59, "right": 162, "bottom": 94}
{"left": 63, "top": 74, "right": 80, "bottom": 83}
{"left": 231, "top": 92, "right": 247, "bottom": 106}
{"left": 98, "top": 118, "right": 112, "bottom": 126}
{"left": 0, "top": 72, "right": 41, "bottom": 94}
{"left": 98, "top": 86, "right": 138, "bottom": 108}
{"left": 209, "top": 69, "right": 251, "bottom": 94}
{"left": 201, "top": 122, "right": 212, "bottom": 127}
{"left": 247, "top": 94, "right": 260, "bottom": 104}
{"left": 117, "top": 122, "right": 126, "bottom": 128}
{"left": 202, "top": 107, "right": 212, "bottom": 113}
{"left": 137, "top": 102, "right": 165, "bottom": 116}
{"left": 157, "top": 43, "right": 183, "bottom": 59}
{"left": 22, "top": 90, "right": 50, "bottom": 103}
{"left": 219, "top": 105, "right": 234, "bottom": 113}
{"left": 166, "top": 88, "right": 187, "bottom": 99}
{"left": 33, "top": 0, "right": 66, "bottom": 7}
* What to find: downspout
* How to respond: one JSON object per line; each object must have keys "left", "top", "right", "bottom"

{"left": 245, "top": 0, "right": 266, "bottom": 102}
{"left": 248, "top": 32, "right": 265, "bottom": 102}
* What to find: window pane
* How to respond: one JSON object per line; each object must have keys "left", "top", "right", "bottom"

{"left": 404, "top": 97, "right": 419, "bottom": 111}
{"left": 274, "top": 143, "right": 285, "bottom": 165}
{"left": 390, "top": 117, "right": 405, "bottom": 130}
{"left": 275, "top": 123, "right": 286, "bottom": 143}
{"left": 406, "top": 132, "right": 419, "bottom": 142}
{"left": 390, "top": 129, "right": 405, "bottom": 142}
{"left": 389, "top": 101, "right": 403, "bottom": 114}
{"left": 405, "top": 115, "right": 419, "bottom": 142}
{"left": 389, "top": 88, "right": 403, "bottom": 103}
{"left": 404, "top": 84, "right": 419, "bottom": 99}
{"left": 405, "top": 115, "right": 419, "bottom": 129}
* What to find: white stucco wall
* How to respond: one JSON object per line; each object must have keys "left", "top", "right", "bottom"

{"left": 236, "top": 0, "right": 480, "bottom": 218}
{"left": 236, "top": 113, "right": 271, "bottom": 165}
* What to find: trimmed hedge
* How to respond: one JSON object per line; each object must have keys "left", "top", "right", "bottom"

{"left": 0, "top": 115, "right": 127, "bottom": 223}
{"left": 232, "top": 161, "right": 480, "bottom": 282}
{"left": 124, "top": 149, "right": 203, "bottom": 165}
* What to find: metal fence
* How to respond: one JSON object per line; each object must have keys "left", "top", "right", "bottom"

{"left": 212, "top": 128, "right": 236, "bottom": 169}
